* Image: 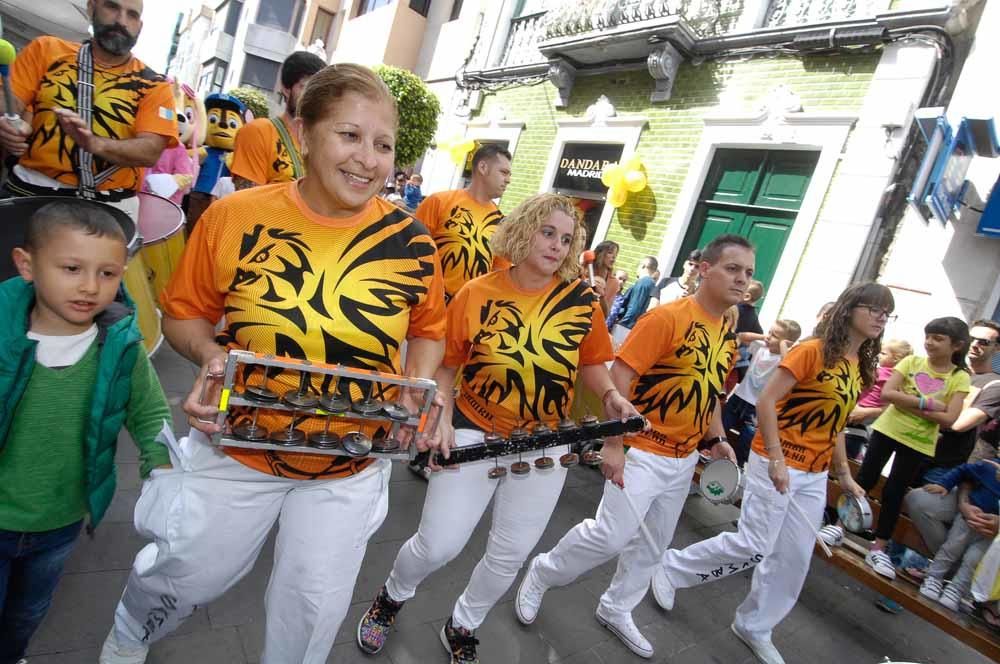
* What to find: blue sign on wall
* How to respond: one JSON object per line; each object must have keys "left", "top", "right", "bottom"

{"left": 927, "top": 119, "right": 974, "bottom": 224}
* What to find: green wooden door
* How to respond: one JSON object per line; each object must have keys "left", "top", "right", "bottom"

{"left": 673, "top": 149, "right": 819, "bottom": 302}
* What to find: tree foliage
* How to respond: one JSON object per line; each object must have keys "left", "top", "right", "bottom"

{"left": 374, "top": 65, "right": 441, "bottom": 167}
{"left": 227, "top": 86, "right": 270, "bottom": 119}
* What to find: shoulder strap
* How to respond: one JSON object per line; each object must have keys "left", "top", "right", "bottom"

{"left": 75, "top": 42, "right": 119, "bottom": 199}
{"left": 271, "top": 116, "right": 305, "bottom": 179}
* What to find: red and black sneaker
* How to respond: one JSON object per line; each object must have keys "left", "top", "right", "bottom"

{"left": 356, "top": 585, "right": 405, "bottom": 654}
{"left": 439, "top": 616, "right": 480, "bottom": 663}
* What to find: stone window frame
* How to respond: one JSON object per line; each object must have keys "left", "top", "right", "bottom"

{"left": 658, "top": 98, "right": 856, "bottom": 324}
{"left": 536, "top": 96, "right": 649, "bottom": 248}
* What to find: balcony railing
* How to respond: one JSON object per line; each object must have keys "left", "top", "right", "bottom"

{"left": 764, "top": 0, "right": 881, "bottom": 27}
{"left": 498, "top": 11, "right": 548, "bottom": 67}
{"left": 491, "top": 0, "right": 880, "bottom": 74}
{"left": 543, "top": 0, "right": 743, "bottom": 40}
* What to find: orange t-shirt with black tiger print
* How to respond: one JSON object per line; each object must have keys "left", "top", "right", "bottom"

{"left": 617, "top": 297, "right": 738, "bottom": 458}
{"left": 162, "top": 182, "right": 446, "bottom": 479}
{"left": 230, "top": 118, "right": 300, "bottom": 185}
{"left": 415, "top": 190, "right": 511, "bottom": 299}
{"left": 750, "top": 338, "right": 862, "bottom": 473}
{"left": 444, "top": 270, "right": 613, "bottom": 437}
{"left": 11, "top": 36, "right": 178, "bottom": 192}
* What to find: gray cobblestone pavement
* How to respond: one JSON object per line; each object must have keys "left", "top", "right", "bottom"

{"left": 23, "top": 345, "right": 994, "bottom": 664}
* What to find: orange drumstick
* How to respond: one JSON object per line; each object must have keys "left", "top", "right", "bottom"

{"left": 580, "top": 250, "right": 596, "bottom": 283}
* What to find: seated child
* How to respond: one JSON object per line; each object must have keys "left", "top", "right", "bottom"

{"left": 403, "top": 173, "right": 425, "bottom": 209}
{"left": 844, "top": 339, "right": 913, "bottom": 461}
{"left": 918, "top": 456, "right": 1000, "bottom": 611}
{"left": 723, "top": 319, "right": 802, "bottom": 466}
{"left": 733, "top": 280, "right": 765, "bottom": 381}
{"left": 1, "top": 201, "right": 174, "bottom": 664}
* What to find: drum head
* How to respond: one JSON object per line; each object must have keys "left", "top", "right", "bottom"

{"left": 699, "top": 459, "right": 741, "bottom": 504}
{"left": 836, "top": 493, "right": 873, "bottom": 533}
{"left": 137, "top": 192, "right": 185, "bottom": 244}
{"left": 0, "top": 196, "right": 138, "bottom": 281}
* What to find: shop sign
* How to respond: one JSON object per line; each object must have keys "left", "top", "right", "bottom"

{"left": 552, "top": 142, "right": 624, "bottom": 195}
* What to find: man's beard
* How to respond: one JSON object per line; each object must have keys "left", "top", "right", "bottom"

{"left": 93, "top": 18, "right": 137, "bottom": 56}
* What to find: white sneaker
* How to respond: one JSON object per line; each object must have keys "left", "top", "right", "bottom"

{"left": 938, "top": 582, "right": 962, "bottom": 612}
{"left": 818, "top": 525, "right": 844, "bottom": 547}
{"left": 515, "top": 557, "right": 548, "bottom": 625}
{"left": 919, "top": 575, "right": 943, "bottom": 601}
{"left": 650, "top": 565, "right": 675, "bottom": 611}
{"left": 731, "top": 622, "right": 785, "bottom": 664}
{"left": 595, "top": 606, "right": 654, "bottom": 659}
{"left": 99, "top": 627, "right": 149, "bottom": 664}
{"left": 864, "top": 549, "right": 896, "bottom": 580}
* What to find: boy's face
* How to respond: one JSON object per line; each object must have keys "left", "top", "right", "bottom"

{"left": 765, "top": 326, "right": 785, "bottom": 353}
{"left": 877, "top": 346, "right": 899, "bottom": 367}
{"left": 13, "top": 227, "right": 126, "bottom": 335}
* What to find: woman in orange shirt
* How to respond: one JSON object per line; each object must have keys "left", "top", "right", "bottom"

{"left": 356, "top": 193, "right": 640, "bottom": 663}
{"left": 650, "top": 283, "right": 892, "bottom": 664}
{"left": 100, "top": 64, "right": 446, "bottom": 664}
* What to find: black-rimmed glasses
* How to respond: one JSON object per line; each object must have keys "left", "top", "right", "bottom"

{"left": 857, "top": 304, "right": 897, "bottom": 322}
{"left": 971, "top": 336, "right": 997, "bottom": 347}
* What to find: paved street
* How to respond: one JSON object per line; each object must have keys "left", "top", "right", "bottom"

{"left": 23, "top": 345, "right": 995, "bottom": 664}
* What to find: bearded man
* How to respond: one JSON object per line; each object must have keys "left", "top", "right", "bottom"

{"left": 0, "top": 0, "right": 177, "bottom": 221}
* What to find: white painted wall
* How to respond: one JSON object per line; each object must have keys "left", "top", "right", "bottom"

{"left": 775, "top": 41, "right": 938, "bottom": 333}
{"left": 878, "top": 0, "right": 1000, "bottom": 350}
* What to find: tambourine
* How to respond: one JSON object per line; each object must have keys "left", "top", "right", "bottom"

{"left": 699, "top": 459, "right": 744, "bottom": 505}
{"left": 837, "top": 493, "right": 873, "bottom": 533}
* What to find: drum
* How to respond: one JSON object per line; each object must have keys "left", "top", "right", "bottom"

{"left": 0, "top": 196, "right": 162, "bottom": 356}
{"left": 137, "top": 191, "right": 186, "bottom": 306}
{"left": 0, "top": 196, "right": 141, "bottom": 281}
{"left": 123, "top": 252, "right": 163, "bottom": 356}
{"left": 837, "top": 493, "right": 874, "bottom": 533}
{"left": 699, "top": 459, "right": 743, "bottom": 505}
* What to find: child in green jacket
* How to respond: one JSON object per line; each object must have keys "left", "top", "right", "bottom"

{"left": 0, "top": 200, "right": 173, "bottom": 664}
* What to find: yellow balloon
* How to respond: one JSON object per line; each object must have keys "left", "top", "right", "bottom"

{"left": 608, "top": 186, "right": 628, "bottom": 208}
{"left": 438, "top": 135, "right": 463, "bottom": 152}
{"left": 624, "top": 153, "right": 642, "bottom": 172}
{"left": 458, "top": 138, "right": 476, "bottom": 153}
{"left": 601, "top": 163, "right": 622, "bottom": 188}
{"left": 450, "top": 146, "right": 468, "bottom": 164}
{"left": 624, "top": 170, "right": 647, "bottom": 193}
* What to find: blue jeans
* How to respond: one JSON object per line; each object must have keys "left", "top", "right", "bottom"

{"left": 0, "top": 520, "right": 83, "bottom": 664}
{"left": 722, "top": 394, "right": 756, "bottom": 466}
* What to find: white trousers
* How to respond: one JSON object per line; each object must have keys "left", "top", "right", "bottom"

{"left": 386, "top": 429, "right": 568, "bottom": 630}
{"left": 661, "top": 452, "right": 827, "bottom": 641}
{"left": 533, "top": 448, "right": 698, "bottom": 618}
{"left": 112, "top": 431, "right": 391, "bottom": 664}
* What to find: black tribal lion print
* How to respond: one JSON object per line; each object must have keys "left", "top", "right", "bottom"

{"left": 434, "top": 201, "right": 505, "bottom": 297}
{"left": 462, "top": 279, "right": 597, "bottom": 424}
{"left": 216, "top": 207, "right": 437, "bottom": 402}
{"left": 630, "top": 318, "right": 737, "bottom": 451}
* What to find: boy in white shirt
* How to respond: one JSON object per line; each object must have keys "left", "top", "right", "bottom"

{"left": 723, "top": 319, "right": 802, "bottom": 466}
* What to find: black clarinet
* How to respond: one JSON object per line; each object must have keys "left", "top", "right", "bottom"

{"left": 414, "top": 415, "right": 645, "bottom": 468}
